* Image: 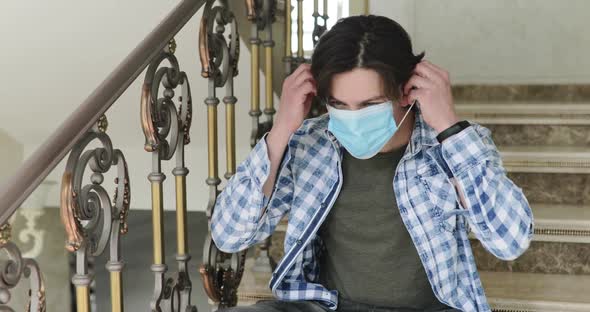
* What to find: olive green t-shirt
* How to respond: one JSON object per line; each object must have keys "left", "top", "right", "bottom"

{"left": 318, "top": 145, "right": 451, "bottom": 310}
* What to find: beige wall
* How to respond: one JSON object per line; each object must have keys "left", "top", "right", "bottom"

{"left": 0, "top": 130, "right": 23, "bottom": 184}
{"left": 2, "top": 1, "right": 267, "bottom": 211}
{"left": 369, "top": 0, "right": 590, "bottom": 84}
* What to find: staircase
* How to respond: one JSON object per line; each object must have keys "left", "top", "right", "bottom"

{"left": 455, "top": 85, "right": 590, "bottom": 312}
{"left": 237, "top": 85, "right": 590, "bottom": 312}
{"left": 2, "top": 0, "right": 587, "bottom": 310}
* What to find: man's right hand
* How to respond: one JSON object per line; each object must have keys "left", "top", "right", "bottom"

{"left": 262, "top": 64, "right": 316, "bottom": 199}
{"left": 273, "top": 63, "right": 317, "bottom": 135}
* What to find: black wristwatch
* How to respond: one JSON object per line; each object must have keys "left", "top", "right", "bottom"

{"left": 436, "top": 120, "right": 471, "bottom": 143}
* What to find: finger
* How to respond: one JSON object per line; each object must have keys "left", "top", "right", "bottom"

{"left": 421, "top": 60, "right": 449, "bottom": 81}
{"left": 289, "top": 63, "right": 312, "bottom": 81}
{"left": 413, "top": 61, "right": 443, "bottom": 84}
{"left": 403, "top": 74, "right": 431, "bottom": 95}
{"left": 303, "top": 93, "right": 314, "bottom": 109}
{"left": 399, "top": 93, "right": 412, "bottom": 107}
{"left": 421, "top": 60, "right": 446, "bottom": 76}
{"left": 298, "top": 81, "right": 317, "bottom": 98}
{"left": 294, "top": 71, "right": 315, "bottom": 87}
{"left": 406, "top": 89, "right": 426, "bottom": 105}
{"left": 285, "top": 64, "right": 307, "bottom": 82}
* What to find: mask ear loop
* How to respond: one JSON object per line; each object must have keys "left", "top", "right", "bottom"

{"left": 397, "top": 99, "right": 417, "bottom": 128}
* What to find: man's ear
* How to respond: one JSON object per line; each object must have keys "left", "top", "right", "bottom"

{"left": 398, "top": 87, "right": 411, "bottom": 108}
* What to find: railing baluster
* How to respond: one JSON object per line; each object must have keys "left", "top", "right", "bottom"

{"left": 297, "top": 0, "right": 304, "bottom": 62}
{"left": 284, "top": 0, "right": 293, "bottom": 75}
{"left": 247, "top": 0, "right": 263, "bottom": 148}
{"left": 0, "top": 223, "right": 47, "bottom": 312}
{"left": 263, "top": 0, "right": 277, "bottom": 125}
{"left": 60, "top": 115, "right": 130, "bottom": 312}
{"left": 198, "top": 0, "right": 245, "bottom": 309}
{"left": 141, "top": 38, "right": 196, "bottom": 312}
{"left": 312, "top": 0, "right": 328, "bottom": 47}
{"left": 308, "top": 0, "right": 329, "bottom": 118}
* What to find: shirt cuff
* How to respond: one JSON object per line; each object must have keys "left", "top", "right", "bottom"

{"left": 243, "top": 132, "right": 273, "bottom": 190}
{"left": 439, "top": 125, "right": 491, "bottom": 176}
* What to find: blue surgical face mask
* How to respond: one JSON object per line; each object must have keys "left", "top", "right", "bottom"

{"left": 326, "top": 100, "right": 414, "bottom": 159}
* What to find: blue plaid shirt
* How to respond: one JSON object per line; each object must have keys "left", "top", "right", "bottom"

{"left": 211, "top": 108, "right": 534, "bottom": 312}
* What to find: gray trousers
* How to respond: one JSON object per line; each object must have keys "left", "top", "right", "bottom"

{"left": 216, "top": 297, "right": 462, "bottom": 312}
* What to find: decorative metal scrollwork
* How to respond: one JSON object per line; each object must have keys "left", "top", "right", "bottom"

{"left": 60, "top": 115, "right": 129, "bottom": 312}
{"left": 246, "top": 0, "right": 277, "bottom": 147}
{"left": 140, "top": 38, "right": 196, "bottom": 312}
{"left": 0, "top": 223, "right": 46, "bottom": 312}
{"left": 312, "top": 0, "right": 328, "bottom": 46}
{"left": 308, "top": 0, "right": 329, "bottom": 118}
{"left": 198, "top": 0, "right": 246, "bottom": 309}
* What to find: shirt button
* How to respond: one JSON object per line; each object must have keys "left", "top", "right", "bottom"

{"left": 296, "top": 239, "right": 303, "bottom": 245}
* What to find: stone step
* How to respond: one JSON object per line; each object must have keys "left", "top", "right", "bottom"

{"left": 528, "top": 203, "right": 590, "bottom": 243}
{"left": 456, "top": 103, "right": 590, "bottom": 125}
{"left": 501, "top": 146, "right": 590, "bottom": 174}
{"left": 452, "top": 85, "right": 590, "bottom": 103}
{"left": 508, "top": 172, "right": 590, "bottom": 206}
{"left": 236, "top": 254, "right": 274, "bottom": 306}
{"left": 485, "top": 124, "right": 590, "bottom": 148}
{"left": 473, "top": 239, "right": 590, "bottom": 276}
{"left": 235, "top": 259, "right": 590, "bottom": 311}
{"left": 456, "top": 103, "right": 590, "bottom": 148}
{"left": 479, "top": 271, "right": 590, "bottom": 312}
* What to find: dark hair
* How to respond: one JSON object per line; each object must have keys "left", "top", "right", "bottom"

{"left": 311, "top": 15, "right": 425, "bottom": 102}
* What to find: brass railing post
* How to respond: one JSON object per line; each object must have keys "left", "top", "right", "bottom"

{"left": 284, "top": 0, "right": 293, "bottom": 75}
{"left": 248, "top": 0, "right": 263, "bottom": 147}
{"left": 296, "top": 0, "right": 304, "bottom": 63}
{"left": 141, "top": 38, "right": 196, "bottom": 312}
{"left": 262, "top": 0, "right": 277, "bottom": 125}
{"left": 199, "top": 0, "right": 245, "bottom": 309}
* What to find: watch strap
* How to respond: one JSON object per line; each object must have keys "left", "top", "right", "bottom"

{"left": 436, "top": 120, "right": 471, "bottom": 143}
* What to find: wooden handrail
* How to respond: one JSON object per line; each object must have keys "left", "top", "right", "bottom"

{"left": 0, "top": 0, "right": 207, "bottom": 223}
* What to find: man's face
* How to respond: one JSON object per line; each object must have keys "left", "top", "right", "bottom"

{"left": 327, "top": 67, "right": 406, "bottom": 125}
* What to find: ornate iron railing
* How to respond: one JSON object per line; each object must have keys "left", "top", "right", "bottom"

{"left": 60, "top": 116, "right": 130, "bottom": 312}
{"left": 0, "top": 0, "right": 331, "bottom": 309}
{"left": 140, "top": 38, "right": 197, "bottom": 311}
{"left": 198, "top": 0, "right": 244, "bottom": 309}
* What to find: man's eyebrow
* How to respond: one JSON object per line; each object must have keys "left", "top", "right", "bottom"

{"left": 329, "top": 95, "right": 386, "bottom": 104}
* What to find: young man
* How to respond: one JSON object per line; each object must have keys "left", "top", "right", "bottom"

{"left": 211, "top": 15, "right": 534, "bottom": 312}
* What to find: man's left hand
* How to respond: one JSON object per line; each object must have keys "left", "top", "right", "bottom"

{"left": 401, "top": 60, "right": 459, "bottom": 134}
